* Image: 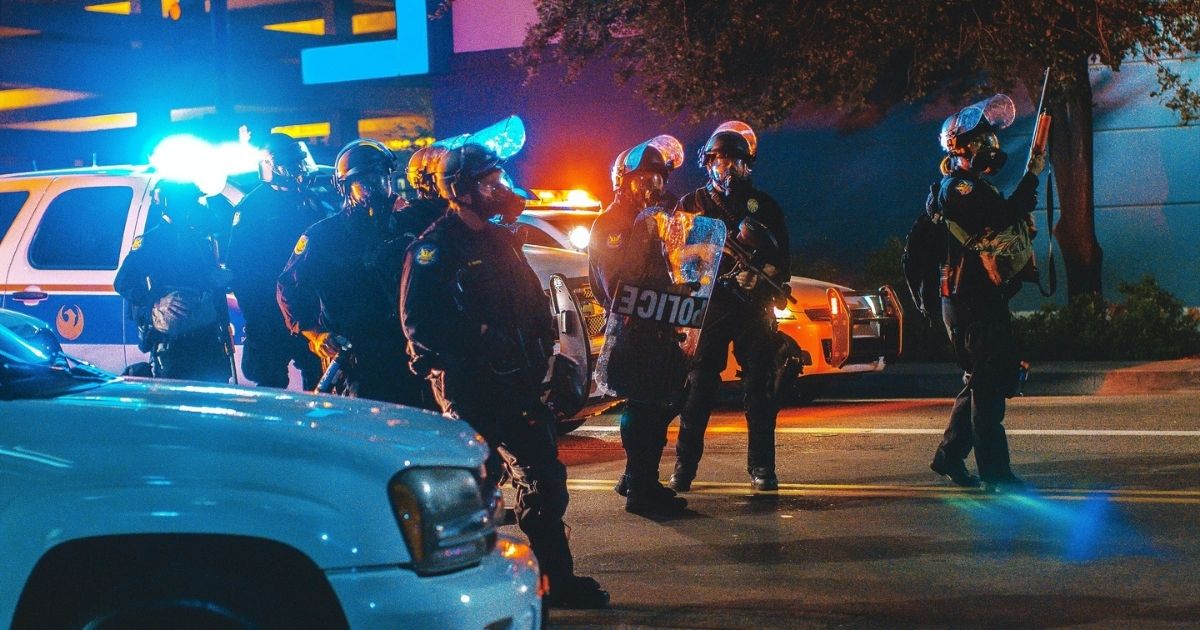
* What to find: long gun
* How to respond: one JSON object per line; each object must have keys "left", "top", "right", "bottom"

{"left": 1031, "top": 67, "right": 1052, "bottom": 155}
{"left": 721, "top": 218, "right": 797, "bottom": 305}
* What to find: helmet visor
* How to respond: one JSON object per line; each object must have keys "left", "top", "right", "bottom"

{"left": 466, "top": 115, "right": 526, "bottom": 160}
{"left": 713, "top": 121, "right": 757, "bottom": 157}
{"left": 939, "top": 94, "right": 1016, "bottom": 152}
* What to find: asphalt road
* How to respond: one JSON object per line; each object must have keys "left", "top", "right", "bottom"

{"left": 522, "top": 393, "right": 1200, "bottom": 629}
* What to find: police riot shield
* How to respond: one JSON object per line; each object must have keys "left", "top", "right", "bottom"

{"left": 595, "top": 210, "right": 726, "bottom": 404}
{"left": 545, "top": 273, "right": 590, "bottom": 420}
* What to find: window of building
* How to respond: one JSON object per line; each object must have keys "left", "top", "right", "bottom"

{"left": 29, "top": 186, "right": 134, "bottom": 270}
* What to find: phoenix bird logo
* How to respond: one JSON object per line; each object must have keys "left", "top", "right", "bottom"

{"left": 607, "top": 234, "right": 623, "bottom": 249}
{"left": 415, "top": 245, "right": 438, "bottom": 265}
{"left": 57, "top": 305, "right": 85, "bottom": 341}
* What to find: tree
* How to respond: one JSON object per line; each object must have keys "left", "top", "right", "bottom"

{"left": 517, "top": 0, "right": 1200, "bottom": 298}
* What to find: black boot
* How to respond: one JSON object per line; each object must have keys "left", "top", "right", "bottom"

{"left": 983, "top": 472, "right": 1027, "bottom": 494}
{"left": 750, "top": 467, "right": 779, "bottom": 491}
{"left": 543, "top": 575, "right": 610, "bottom": 609}
{"left": 930, "top": 450, "right": 982, "bottom": 488}
{"left": 625, "top": 478, "right": 687, "bottom": 516}
{"left": 614, "top": 473, "right": 628, "bottom": 497}
{"left": 669, "top": 461, "right": 696, "bottom": 492}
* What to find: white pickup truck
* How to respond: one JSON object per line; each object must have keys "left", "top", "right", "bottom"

{"left": 0, "top": 308, "right": 542, "bottom": 628}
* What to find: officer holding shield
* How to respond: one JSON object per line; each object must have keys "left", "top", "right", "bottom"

{"left": 399, "top": 142, "right": 609, "bottom": 610}
{"left": 115, "top": 181, "right": 233, "bottom": 382}
{"left": 672, "top": 121, "right": 791, "bottom": 492}
{"left": 589, "top": 135, "right": 689, "bottom": 516}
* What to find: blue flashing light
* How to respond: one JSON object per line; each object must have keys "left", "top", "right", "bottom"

{"left": 150, "top": 134, "right": 265, "bottom": 196}
{"left": 301, "top": 0, "right": 429, "bottom": 85}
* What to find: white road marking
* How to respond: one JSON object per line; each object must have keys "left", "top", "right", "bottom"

{"left": 571, "top": 426, "right": 1200, "bottom": 437}
{"left": 566, "top": 479, "right": 1200, "bottom": 504}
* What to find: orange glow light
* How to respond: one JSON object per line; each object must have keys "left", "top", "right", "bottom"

{"left": 0, "top": 88, "right": 95, "bottom": 112}
{"left": 0, "top": 112, "right": 137, "bottom": 132}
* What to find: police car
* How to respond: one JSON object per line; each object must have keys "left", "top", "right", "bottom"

{"left": 0, "top": 308, "right": 542, "bottom": 628}
{"left": 511, "top": 203, "right": 904, "bottom": 404}
{"left": 0, "top": 167, "right": 610, "bottom": 422}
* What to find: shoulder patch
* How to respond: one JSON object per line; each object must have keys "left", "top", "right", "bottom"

{"left": 231, "top": 211, "right": 241, "bottom": 227}
{"left": 130, "top": 236, "right": 143, "bottom": 251}
{"left": 293, "top": 234, "right": 308, "bottom": 256}
{"left": 607, "top": 233, "right": 623, "bottom": 249}
{"left": 746, "top": 198, "right": 759, "bottom": 214}
{"left": 414, "top": 243, "right": 440, "bottom": 266}
{"left": 954, "top": 180, "right": 974, "bottom": 196}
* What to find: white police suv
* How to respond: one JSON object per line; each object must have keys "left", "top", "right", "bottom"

{"left": 0, "top": 308, "right": 542, "bottom": 628}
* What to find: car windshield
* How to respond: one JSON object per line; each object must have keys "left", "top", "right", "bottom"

{"left": 0, "top": 321, "right": 114, "bottom": 400}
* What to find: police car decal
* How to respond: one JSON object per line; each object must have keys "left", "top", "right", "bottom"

{"left": 955, "top": 180, "right": 974, "bottom": 196}
{"left": 56, "top": 304, "right": 85, "bottom": 341}
{"left": 415, "top": 243, "right": 439, "bottom": 266}
{"left": 294, "top": 235, "right": 308, "bottom": 256}
{"left": 607, "top": 233, "right": 623, "bottom": 249}
{"left": 747, "top": 198, "right": 759, "bottom": 214}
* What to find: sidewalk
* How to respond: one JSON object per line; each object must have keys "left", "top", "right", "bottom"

{"left": 820, "top": 358, "right": 1200, "bottom": 398}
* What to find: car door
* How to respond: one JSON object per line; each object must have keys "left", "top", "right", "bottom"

{"left": 2, "top": 175, "right": 150, "bottom": 372}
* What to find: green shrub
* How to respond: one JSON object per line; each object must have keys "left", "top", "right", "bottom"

{"left": 1013, "top": 276, "right": 1200, "bottom": 361}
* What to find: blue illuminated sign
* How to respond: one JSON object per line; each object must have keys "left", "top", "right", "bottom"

{"left": 301, "top": 0, "right": 429, "bottom": 85}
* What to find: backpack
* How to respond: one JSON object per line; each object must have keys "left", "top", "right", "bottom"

{"left": 901, "top": 182, "right": 948, "bottom": 319}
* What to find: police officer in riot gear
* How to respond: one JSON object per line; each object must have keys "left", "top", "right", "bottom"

{"left": 115, "top": 180, "right": 233, "bottom": 382}
{"left": 277, "top": 138, "right": 433, "bottom": 407}
{"left": 399, "top": 143, "right": 610, "bottom": 610}
{"left": 590, "top": 136, "right": 688, "bottom": 515}
{"left": 226, "top": 133, "right": 323, "bottom": 389}
{"left": 395, "top": 144, "right": 451, "bottom": 241}
{"left": 672, "top": 123, "right": 791, "bottom": 492}
{"left": 929, "top": 95, "right": 1045, "bottom": 492}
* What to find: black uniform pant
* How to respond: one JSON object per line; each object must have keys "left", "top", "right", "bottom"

{"left": 242, "top": 327, "right": 322, "bottom": 390}
{"left": 430, "top": 367, "right": 576, "bottom": 583}
{"left": 621, "top": 400, "right": 675, "bottom": 487}
{"left": 937, "top": 296, "right": 1018, "bottom": 482}
{"left": 676, "top": 305, "right": 780, "bottom": 475}
{"left": 154, "top": 329, "right": 232, "bottom": 383}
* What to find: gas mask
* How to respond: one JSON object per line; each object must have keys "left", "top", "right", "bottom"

{"left": 470, "top": 171, "right": 526, "bottom": 224}
{"left": 344, "top": 171, "right": 394, "bottom": 217}
{"left": 707, "top": 155, "right": 751, "bottom": 196}
{"left": 626, "top": 171, "right": 666, "bottom": 208}
{"left": 968, "top": 134, "right": 1007, "bottom": 175}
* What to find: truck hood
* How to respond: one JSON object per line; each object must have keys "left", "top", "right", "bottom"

{"left": 20, "top": 377, "right": 487, "bottom": 469}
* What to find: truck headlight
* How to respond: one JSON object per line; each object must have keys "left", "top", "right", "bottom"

{"left": 773, "top": 306, "right": 795, "bottom": 320}
{"left": 388, "top": 468, "right": 495, "bottom": 575}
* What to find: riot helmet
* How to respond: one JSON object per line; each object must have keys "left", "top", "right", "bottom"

{"left": 437, "top": 143, "right": 524, "bottom": 222}
{"left": 333, "top": 138, "right": 396, "bottom": 215}
{"left": 406, "top": 145, "right": 448, "bottom": 200}
{"left": 612, "top": 135, "right": 684, "bottom": 205}
{"left": 154, "top": 180, "right": 211, "bottom": 232}
{"left": 259, "top": 132, "right": 316, "bottom": 190}
{"left": 699, "top": 125, "right": 755, "bottom": 194}
{"left": 939, "top": 94, "right": 1014, "bottom": 175}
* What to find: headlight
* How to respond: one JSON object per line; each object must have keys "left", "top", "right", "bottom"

{"left": 773, "top": 306, "right": 795, "bottom": 320}
{"left": 388, "top": 468, "right": 495, "bottom": 575}
{"left": 567, "top": 226, "right": 591, "bottom": 250}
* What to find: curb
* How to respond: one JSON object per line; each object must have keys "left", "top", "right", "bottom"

{"left": 818, "top": 359, "right": 1200, "bottom": 398}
